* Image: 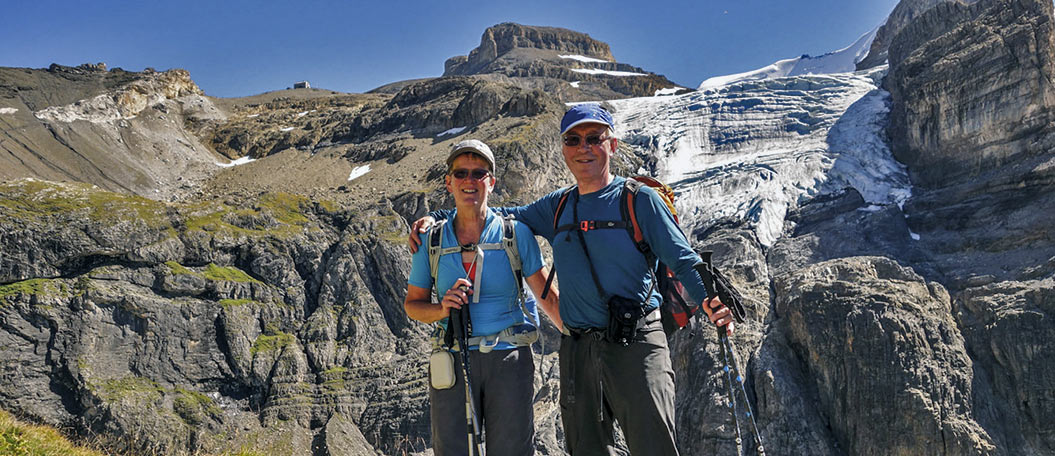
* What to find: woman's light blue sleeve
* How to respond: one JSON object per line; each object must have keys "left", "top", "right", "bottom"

{"left": 407, "top": 231, "right": 434, "bottom": 289}
{"left": 515, "top": 222, "right": 544, "bottom": 277}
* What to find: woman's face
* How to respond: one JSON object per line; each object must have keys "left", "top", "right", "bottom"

{"left": 445, "top": 153, "right": 496, "bottom": 209}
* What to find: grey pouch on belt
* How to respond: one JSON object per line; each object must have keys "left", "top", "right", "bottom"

{"left": 429, "top": 327, "right": 456, "bottom": 390}
{"left": 430, "top": 349, "right": 456, "bottom": 390}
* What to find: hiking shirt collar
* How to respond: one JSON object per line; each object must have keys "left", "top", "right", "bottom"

{"left": 575, "top": 176, "right": 625, "bottom": 200}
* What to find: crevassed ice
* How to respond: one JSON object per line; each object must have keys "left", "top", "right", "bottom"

{"left": 610, "top": 67, "right": 909, "bottom": 247}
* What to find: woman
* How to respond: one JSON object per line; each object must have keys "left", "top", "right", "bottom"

{"left": 404, "top": 139, "right": 561, "bottom": 456}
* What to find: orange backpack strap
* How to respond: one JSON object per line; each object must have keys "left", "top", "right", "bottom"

{"left": 621, "top": 178, "right": 652, "bottom": 259}
{"left": 551, "top": 186, "right": 576, "bottom": 233}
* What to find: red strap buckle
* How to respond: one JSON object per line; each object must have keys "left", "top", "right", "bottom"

{"left": 580, "top": 220, "right": 595, "bottom": 232}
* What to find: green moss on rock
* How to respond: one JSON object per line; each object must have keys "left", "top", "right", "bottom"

{"left": 0, "top": 279, "right": 70, "bottom": 306}
{"left": 204, "top": 264, "right": 260, "bottom": 283}
{"left": 251, "top": 332, "right": 295, "bottom": 355}
{"left": 258, "top": 193, "right": 310, "bottom": 225}
{"left": 173, "top": 388, "right": 222, "bottom": 426}
{"left": 98, "top": 376, "right": 163, "bottom": 403}
{"left": 164, "top": 261, "right": 196, "bottom": 276}
{"left": 0, "top": 179, "right": 167, "bottom": 227}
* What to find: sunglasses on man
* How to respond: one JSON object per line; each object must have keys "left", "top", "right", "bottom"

{"left": 450, "top": 168, "right": 491, "bottom": 180}
{"left": 562, "top": 134, "right": 608, "bottom": 147}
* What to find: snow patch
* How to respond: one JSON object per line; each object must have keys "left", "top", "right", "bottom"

{"left": 654, "top": 87, "right": 681, "bottom": 96}
{"left": 699, "top": 26, "right": 879, "bottom": 90}
{"left": 246, "top": 113, "right": 260, "bottom": 118}
{"left": 216, "top": 156, "right": 256, "bottom": 168}
{"left": 348, "top": 165, "right": 371, "bottom": 181}
{"left": 570, "top": 81, "right": 581, "bottom": 88}
{"left": 909, "top": 231, "right": 921, "bottom": 241}
{"left": 437, "top": 127, "right": 467, "bottom": 137}
{"left": 571, "top": 68, "right": 647, "bottom": 77}
{"left": 0, "top": 107, "right": 17, "bottom": 115}
{"left": 559, "top": 54, "right": 609, "bottom": 63}
{"left": 297, "top": 111, "right": 310, "bottom": 117}
{"left": 280, "top": 127, "right": 295, "bottom": 132}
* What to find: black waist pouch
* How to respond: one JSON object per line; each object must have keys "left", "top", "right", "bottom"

{"left": 606, "top": 295, "right": 650, "bottom": 346}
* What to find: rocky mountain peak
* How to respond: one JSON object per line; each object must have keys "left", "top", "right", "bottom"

{"left": 444, "top": 22, "right": 682, "bottom": 100}
{"left": 445, "top": 23, "right": 614, "bottom": 76}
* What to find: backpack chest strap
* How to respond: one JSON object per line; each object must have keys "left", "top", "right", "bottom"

{"left": 556, "top": 219, "right": 627, "bottom": 234}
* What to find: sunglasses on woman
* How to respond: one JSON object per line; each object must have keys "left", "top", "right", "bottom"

{"left": 450, "top": 168, "right": 491, "bottom": 180}
{"left": 562, "top": 134, "right": 607, "bottom": 147}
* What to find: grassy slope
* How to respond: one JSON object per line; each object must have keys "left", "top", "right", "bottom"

{"left": 0, "top": 409, "right": 103, "bottom": 456}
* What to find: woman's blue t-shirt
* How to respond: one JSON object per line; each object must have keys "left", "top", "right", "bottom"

{"left": 408, "top": 209, "right": 543, "bottom": 337}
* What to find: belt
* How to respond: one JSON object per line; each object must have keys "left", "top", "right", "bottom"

{"left": 564, "top": 308, "right": 661, "bottom": 341}
{"left": 434, "top": 324, "right": 538, "bottom": 353}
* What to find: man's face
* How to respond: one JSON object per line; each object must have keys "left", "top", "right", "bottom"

{"left": 561, "top": 123, "right": 616, "bottom": 182}
{"left": 444, "top": 153, "right": 495, "bottom": 208}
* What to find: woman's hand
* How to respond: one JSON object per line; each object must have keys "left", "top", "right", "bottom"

{"left": 439, "top": 278, "right": 474, "bottom": 315}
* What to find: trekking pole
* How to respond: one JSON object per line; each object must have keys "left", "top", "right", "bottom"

{"left": 695, "top": 256, "right": 766, "bottom": 456}
{"left": 450, "top": 302, "right": 484, "bottom": 455}
{"left": 716, "top": 326, "right": 744, "bottom": 454}
{"left": 713, "top": 325, "right": 763, "bottom": 453}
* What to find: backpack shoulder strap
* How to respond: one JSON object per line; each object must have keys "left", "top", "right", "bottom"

{"left": 541, "top": 186, "right": 576, "bottom": 300}
{"left": 427, "top": 219, "right": 460, "bottom": 299}
{"left": 500, "top": 215, "right": 524, "bottom": 295}
{"left": 621, "top": 178, "right": 651, "bottom": 257}
{"left": 552, "top": 186, "right": 577, "bottom": 234}
{"left": 500, "top": 214, "right": 532, "bottom": 320}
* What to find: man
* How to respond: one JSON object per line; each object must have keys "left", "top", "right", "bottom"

{"left": 404, "top": 140, "right": 561, "bottom": 455}
{"left": 410, "top": 106, "right": 734, "bottom": 455}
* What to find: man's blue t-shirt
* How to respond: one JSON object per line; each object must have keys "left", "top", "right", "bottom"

{"left": 432, "top": 176, "right": 709, "bottom": 330}
{"left": 408, "top": 209, "right": 544, "bottom": 337}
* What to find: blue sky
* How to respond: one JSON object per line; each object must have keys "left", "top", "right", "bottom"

{"left": 1, "top": 1, "right": 898, "bottom": 98}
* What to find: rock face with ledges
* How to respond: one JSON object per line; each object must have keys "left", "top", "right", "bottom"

{"left": 0, "top": 179, "right": 432, "bottom": 455}
{"left": 772, "top": 257, "right": 994, "bottom": 455}
{"left": 856, "top": 0, "right": 975, "bottom": 70}
{"left": 885, "top": 0, "right": 1055, "bottom": 189}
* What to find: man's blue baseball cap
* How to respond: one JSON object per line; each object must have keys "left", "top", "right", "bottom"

{"left": 560, "top": 103, "right": 614, "bottom": 135}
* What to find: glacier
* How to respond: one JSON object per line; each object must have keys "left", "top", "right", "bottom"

{"left": 609, "top": 67, "right": 909, "bottom": 247}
